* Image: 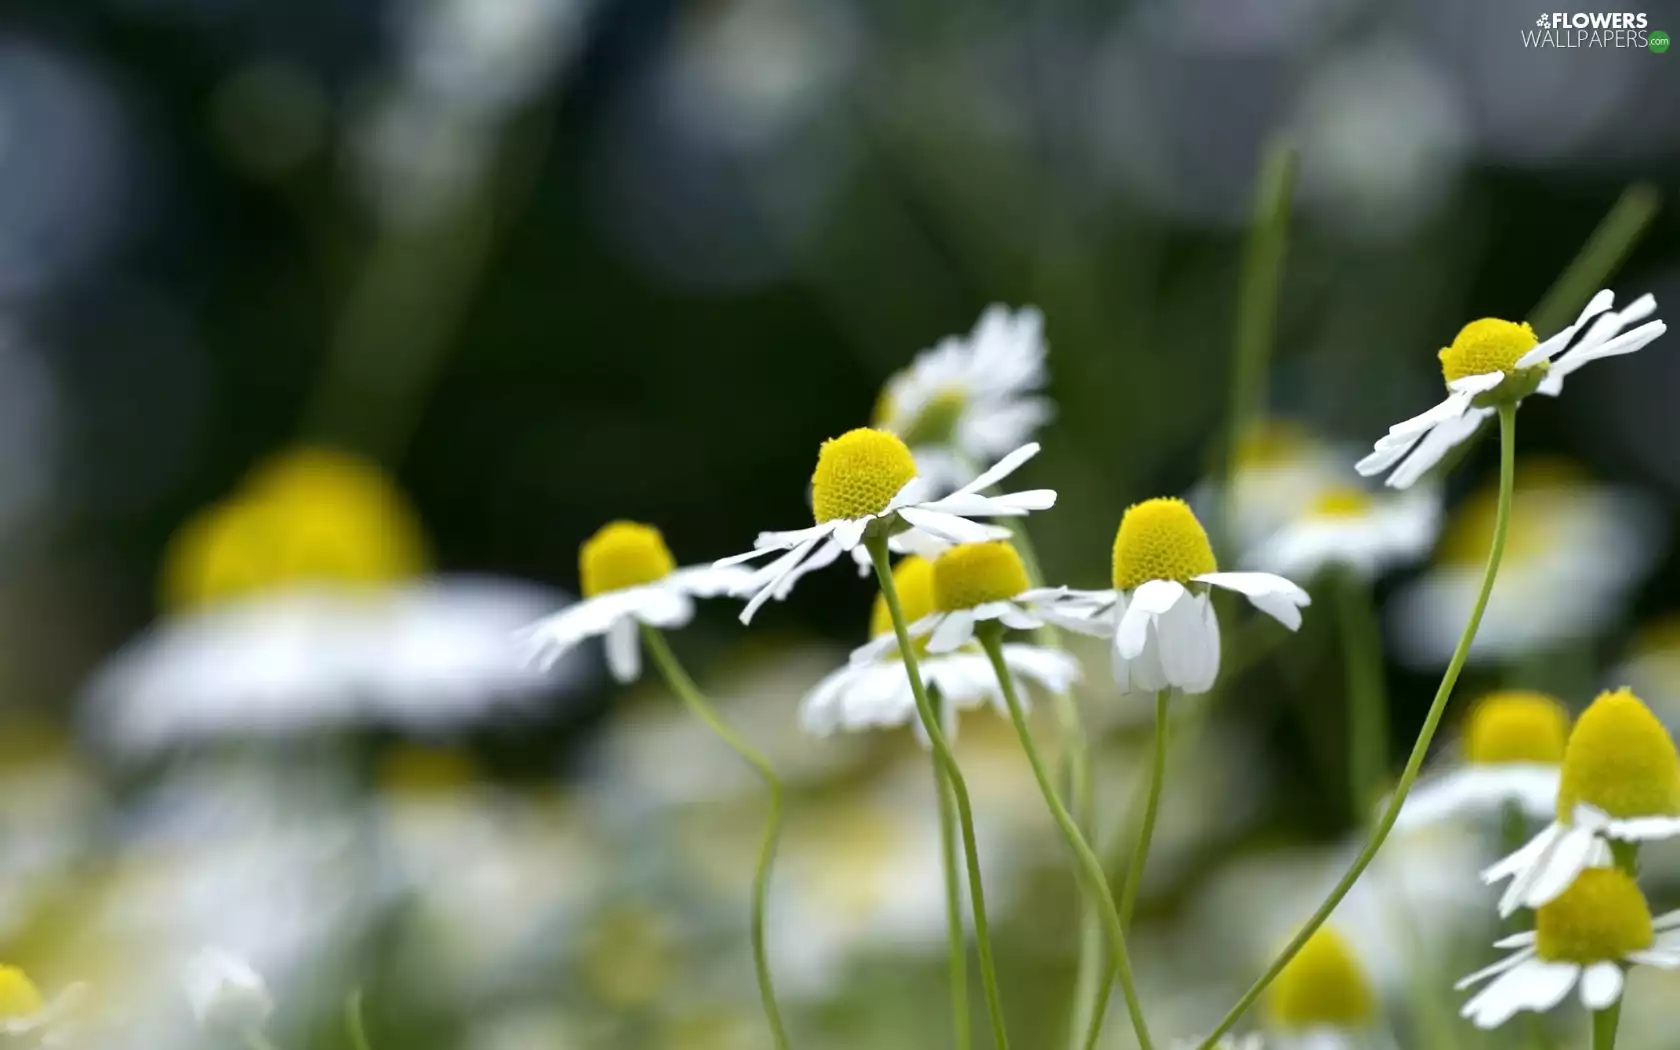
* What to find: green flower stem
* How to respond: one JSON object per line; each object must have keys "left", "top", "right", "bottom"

{"left": 1078, "top": 690, "right": 1171, "bottom": 1050}
{"left": 931, "top": 685, "right": 973, "bottom": 1050}
{"left": 866, "top": 536, "right": 1011, "bottom": 1050}
{"left": 640, "top": 626, "right": 789, "bottom": 1050}
{"left": 1195, "top": 402, "right": 1520, "bottom": 1050}
{"left": 976, "top": 627, "right": 1155, "bottom": 1050}
{"left": 346, "top": 990, "right": 373, "bottom": 1050}
{"left": 1336, "top": 571, "right": 1390, "bottom": 820}
{"left": 1593, "top": 1001, "right": 1623, "bottom": 1050}
{"left": 1530, "top": 184, "right": 1660, "bottom": 337}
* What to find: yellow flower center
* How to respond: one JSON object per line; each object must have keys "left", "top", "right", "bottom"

{"left": 869, "top": 557, "right": 937, "bottom": 639}
{"left": 1308, "top": 486, "right": 1374, "bottom": 519}
{"left": 377, "top": 745, "right": 479, "bottom": 797}
{"left": 579, "top": 521, "right": 677, "bottom": 598}
{"left": 810, "top": 428, "right": 919, "bottom": 524}
{"left": 1557, "top": 688, "right": 1680, "bottom": 821}
{"left": 933, "top": 542, "right": 1031, "bottom": 612}
{"left": 1233, "top": 420, "right": 1319, "bottom": 471}
{"left": 1438, "top": 318, "right": 1542, "bottom": 383}
{"left": 1464, "top": 691, "right": 1570, "bottom": 765}
{"left": 1111, "top": 497, "right": 1218, "bottom": 591}
{"left": 1265, "top": 927, "right": 1376, "bottom": 1030}
{"left": 897, "top": 388, "right": 969, "bottom": 448}
{"left": 1535, "top": 868, "right": 1653, "bottom": 963}
{"left": 0, "top": 967, "right": 42, "bottom": 1019}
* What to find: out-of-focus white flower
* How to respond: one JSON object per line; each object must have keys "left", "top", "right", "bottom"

{"left": 1247, "top": 483, "right": 1439, "bottom": 581}
{"left": 874, "top": 306, "right": 1052, "bottom": 493}
{"left": 181, "top": 947, "right": 272, "bottom": 1036}
{"left": 1613, "top": 618, "right": 1680, "bottom": 731}
{"left": 1199, "top": 421, "right": 1347, "bottom": 555}
{"left": 1397, "top": 691, "right": 1567, "bottom": 830}
{"left": 1263, "top": 926, "right": 1386, "bottom": 1050}
{"left": 1389, "top": 460, "right": 1661, "bottom": 668}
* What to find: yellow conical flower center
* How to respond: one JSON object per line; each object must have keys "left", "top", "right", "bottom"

{"left": 1557, "top": 688, "right": 1680, "bottom": 821}
{"left": 1308, "top": 486, "right": 1374, "bottom": 519}
{"left": 811, "top": 428, "right": 919, "bottom": 524}
{"left": 1464, "top": 691, "right": 1570, "bottom": 765}
{"left": 1111, "top": 498, "right": 1218, "bottom": 591}
{"left": 1438, "top": 318, "right": 1541, "bottom": 383}
{"left": 869, "top": 557, "right": 937, "bottom": 639}
{"left": 1265, "top": 927, "right": 1375, "bottom": 1030}
{"left": 1535, "top": 868, "right": 1653, "bottom": 963}
{"left": 579, "top": 521, "right": 677, "bottom": 598}
{"left": 933, "top": 542, "right": 1031, "bottom": 612}
{"left": 0, "top": 966, "right": 43, "bottom": 1019}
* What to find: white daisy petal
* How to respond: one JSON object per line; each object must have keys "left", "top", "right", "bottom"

{"left": 1516, "top": 825, "right": 1599, "bottom": 913}
{"left": 738, "top": 535, "right": 824, "bottom": 624}
{"left": 604, "top": 617, "right": 641, "bottom": 683}
{"left": 1456, "top": 947, "right": 1538, "bottom": 990}
{"left": 1494, "top": 931, "right": 1539, "bottom": 949}
{"left": 928, "top": 609, "right": 978, "bottom": 653}
{"left": 1385, "top": 406, "right": 1493, "bottom": 490}
{"left": 897, "top": 506, "right": 1011, "bottom": 544}
{"left": 952, "top": 442, "right": 1040, "bottom": 495}
{"left": 1462, "top": 960, "right": 1579, "bottom": 1028}
{"left": 1605, "top": 815, "right": 1680, "bottom": 841}
{"left": 1117, "top": 580, "right": 1186, "bottom": 659}
{"left": 1548, "top": 319, "right": 1667, "bottom": 383}
{"left": 1448, "top": 371, "right": 1508, "bottom": 396}
{"left": 1197, "top": 571, "right": 1309, "bottom": 630}
{"left": 1626, "top": 948, "right": 1680, "bottom": 969}
{"left": 1578, "top": 962, "right": 1624, "bottom": 1010}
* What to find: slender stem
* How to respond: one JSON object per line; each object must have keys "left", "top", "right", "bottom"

{"left": 1195, "top": 403, "right": 1519, "bottom": 1050}
{"left": 346, "top": 990, "right": 373, "bottom": 1050}
{"left": 1593, "top": 1001, "right": 1623, "bottom": 1050}
{"left": 1336, "top": 571, "right": 1389, "bottom": 821}
{"left": 1078, "top": 691, "right": 1171, "bottom": 1050}
{"left": 977, "top": 628, "right": 1155, "bottom": 1050}
{"left": 866, "top": 537, "right": 1011, "bottom": 1050}
{"left": 639, "top": 626, "right": 789, "bottom": 1050}
{"left": 931, "top": 685, "right": 973, "bottom": 1050}
{"left": 1222, "top": 136, "right": 1297, "bottom": 552}
{"left": 1529, "top": 184, "right": 1660, "bottom": 337}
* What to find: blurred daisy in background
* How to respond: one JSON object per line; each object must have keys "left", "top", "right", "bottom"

{"left": 1245, "top": 482, "right": 1438, "bottom": 582}
{"left": 803, "top": 554, "right": 1081, "bottom": 742}
{"left": 1357, "top": 290, "right": 1666, "bottom": 489}
{"left": 1263, "top": 926, "right": 1391, "bottom": 1050}
{"left": 83, "top": 447, "right": 581, "bottom": 759}
{"left": 1205, "top": 421, "right": 1346, "bottom": 554}
{"left": 1459, "top": 868, "right": 1680, "bottom": 1028}
{"left": 1613, "top": 617, "right": 1680, "bottom": 731}
{"left": 1396, "top": 691, "right": 1568, "bottom": 830}
{"left": 0, "top": 965, "right": 83, "bottom": 1043}
{"left": 521, "top": 520, "right": 754, "bottom": 683}
{"left": 180, "top": 947, "right": 273, "bottom": 1039}
{"left": 873, "top": 305, "right": 1052, "bottom": 493}
{"left": 1388, "top": 460, "right": 1661, "bottom": 670}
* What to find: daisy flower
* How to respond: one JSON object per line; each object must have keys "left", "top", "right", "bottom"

{"left": 717, "top": 428, "right": 1054, "bottom": 623}
{"left": 1459, "top": 867, "right": 1680, "bottom": 1028}
{"left": 1206, "top": 420, "right": 1348, "bottom": 555}
{"left": 1074, "top": 498, "right": 1310, "bottom": 695}
{"left": 801, "top": 555, "right": 1082, "bottom": 742}
{"left": 1246, "top": 482, "right": 1439, "bottom": 582}
{"left": 1264, "top": 926, "right": 1388, "bottom": 1050}
{"left": 1484, "top": 689, "right": 1680, "bottom": 916}
{"left": 1357, "top": 289, "right": 1666, "bottom": 489}
{"left": 181, "top": 947, "right": 273, "bottom": 1037}
{"left": 1387, "top": 460, "right": 1661, "bottom": 669}
{"left": 874, "top": 304, "right": 1051, "bottom": 491}
{"left": 522, "top": 521, "right": 754, "bottom": 683}
{"left": 1396, "top": 691, "right": 1568, "bottom": 830}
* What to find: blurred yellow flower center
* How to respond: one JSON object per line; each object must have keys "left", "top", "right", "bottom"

{"left": 1557, "top": 688, "right": 1680, "bottom": 821}
{"left": 0, "top": 967, "right": 42, "bottom": 1019}
{"left": 1112, "top": 498, "right": 1218, "bottom": 591}
{"left": 1308, "top": 486, "right": 1374, "bottom": 519}
{"left": 1438, "top": 318, "right": 1541, "bottom": 383}
{"left": 377, "top": 745, "right": 479, "bottom": 797}
{"left": 1535, "top": 868, "right": 1653, "bottom": 963}
{"left": 897, "top": 389, "right": 968, "bottom": 448}
{"left": 869, "top": 557, "right": 937, "bottom": 639}
{"left": 934, "top": 542, "right": 1031, "bottom": 612}
{"left": 1464, "top": 691, "right": 1570, "bottom": 765}
{"left": 1436, "top": 463, "right": 1585, "bottom": 568}
{"left": 1266, "top": 927, "right": 1375, "bottom": 1029}
{"left": 1233, "top": 420, "right": 1318, "bottom": 471}
{"left": 579, "top": 521, "right": 676, "bottom": 597}
{"left": 811, "top": 428, "right": 918, "bottom": 524}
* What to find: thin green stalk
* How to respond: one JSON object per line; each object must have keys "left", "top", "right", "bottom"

{"left": 1592, "top": 1001, "right": 1623, "bottom": 1050}
{"left": 640, "top": 626, "right": 789, "bottom": 1050}
{"left": 866, "top": 537, "right": 1011, "bottom": 1050}
{"left": 1222, "top": 136, "right": 1297, "bottom": 551}
{"left": 931, "top": 685, "right": 973, "bottom": 1050}
{"left": 977, "top": 627, "right": 1154, "bottom": 1050}
{"left": 1079, "top": 691, "right": 1171, "bottom": 1050}
{"left": 346, "top": 990, "right": 373, "bottom": 1050}
{"left": 1336, "top": 571, "right": 1389, "bottom": 820}
{"left": 1529, "top": 184, "right": 1660, "bottom": 337}
{"left": 1196, "top": 403, "right": 1519, "bottom": 1050}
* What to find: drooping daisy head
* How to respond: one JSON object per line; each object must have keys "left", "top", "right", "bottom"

{"left": 580, "top": 521, "right": 678, "bottom": 597}
{"left": 1557, "top": 688, "right": 1680, "bottom": 823}
{"left": 1265, "top": 926, "right": 1377, "bottom": 1035}
{"left": 1460, "top": 866, "right": 1680, "bottom": 1028}
{"left": 1112, "top": 498, "right": 1219, "bottom": 592}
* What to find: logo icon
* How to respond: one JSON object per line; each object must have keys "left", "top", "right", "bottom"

{"left": 1537, "top": 13, "right": 1552, "bottom": 25}
{"left": 1652, "top": 29, "right": 1671, "bottom": 50}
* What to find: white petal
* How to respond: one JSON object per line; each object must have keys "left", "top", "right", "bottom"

{"left": 897, "top": 506, "right": 1009, "bottom": 544}
{"left": 1161, "top": 592, "right": 1220, "bottom": 694}
{"left": 830, "top": 517, "right": 871, "bottom": 551}
{"left": 1462, "top": 960, "right": 1579, "bottom": 1028}
{"left": 1384, "top": 391, "right": 1474, "bottom": 442}
{"left": 1357, "top": 432, "right": 1424, "bottom": 477}
{"left": 1448, "top": 371, "right": 1508, "bottom": 396}
{"left": 1118, "top": 580, "right": 1185, "bottom": 659}
{"left": 668, "top": 563, "right": 760, "bottom": 598}
{"left": 1605, "top": 815, "right": 1680, "bottom": 841}
{"left": 994, "top": 603, "right": 1042, "bottom": 631}
{"left": 927, "top": 609, "right": 978, "bottom": 653}
{"left": 1514, "top": 825, "right": 1598, "bottom": 913}
{"left": 1578, "top": 962, "right": 1624, "bottom": 1010}
{"left": 604, "top": 617, "right": 641, "bottom": 683}
{"left": 1626, "top": 948, "right": 1680, "bottom": 969}
{"left": 1484, "top": 821, "right": 1562, "bottom": 881}
{"left": 998, "top": 644, "right": 1082, "bottom": 694}
{"left": 1652, "top": 909, "right": 1680, "bottom": 931}
{"left": 1196, "top": 571, "right": 1310, "bottom": 629}
{"left": 952, "top": 443, "right": 1040, "bottom": 495}
{"left": 1547, "top": 319, "right": 1667, "bottom": 385}
{"left": 1514, "top": 290, "right": 1615, "bottom": 367}
{"left": 1495, "top": 931, "right": 1539, "bottom": 949}
{"left": 737, "top": 535, "right": 823, "bottom": 624}
{"left": 1456, "top": 947, "right": 1539, "bottom": 990}
{"left": 1385, "top": 406, "right": 1492, "bottom": 490}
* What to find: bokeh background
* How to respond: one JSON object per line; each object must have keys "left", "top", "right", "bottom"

{"left": 2, "top": 0, "right": 1680, "bottom": 1046}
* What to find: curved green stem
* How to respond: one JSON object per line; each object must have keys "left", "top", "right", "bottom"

{"left": 866, "top": 537, "right": 1011, "bottom": 1050}
{"left": 346, "top": 990, "right": 372, "bottom": 1050}
{"left": 1336, "top": 571, "right": 1389, "bottom": 820}
{"left": 977, "top": 628, "right": 1154, "bottom": 1050}
{"left": 930, "top": 685, "right": 973, "bottom": 1050}
{"left": 1195, "top": 403, "right": 1519, "bottom": 1050}
{"left": 1078, "top": 691, "right": 1171, "bottom": 1050}
{"left": 640, "top": 626, "right": 789, "bottom": 1050}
